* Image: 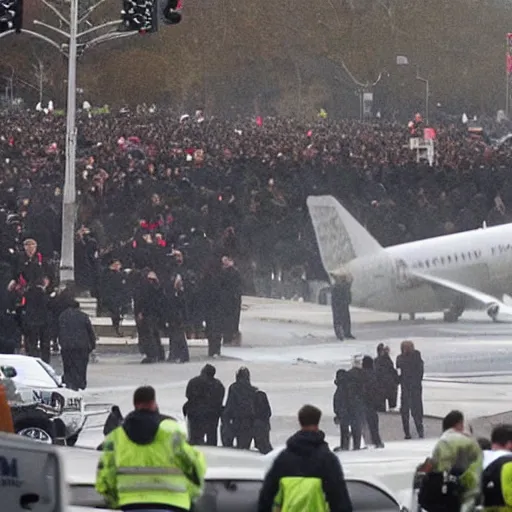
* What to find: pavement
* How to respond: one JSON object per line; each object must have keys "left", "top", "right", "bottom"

{"left": 58, "top": 296, "right": 512, "bottom": 449}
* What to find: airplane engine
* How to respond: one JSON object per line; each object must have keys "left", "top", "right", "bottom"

{"left": 487, "top": 303, "right": 500, "bottom": 322}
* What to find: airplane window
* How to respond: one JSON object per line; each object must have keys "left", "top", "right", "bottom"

{"left": 447, "top": 256, "right": 452, "bottom": 263}
{"left": 417, "top": 261, "right": 424, "bottom": 268}
{"left": 467, "top": 252, "right": 472, "bottom": 260}
{"left": 432, "top": 258, "right": 438, "bottom": 266}
{"left": 474, "top": 251, "right": 480, "bottom": 258}
{"left": 461, "top": 253, "right": 465, "bottom": 261}
{"left": 440, "top": 257, "right": 445, "bottom": 265}
{"left": 454, "top": 254, "right": 458, "bottom": 262}
{"left": 425, "top": 261, "right": 430, "bottom": 268}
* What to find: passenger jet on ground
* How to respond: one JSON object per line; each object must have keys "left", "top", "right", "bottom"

{"left": 307, "top": 195, "right": 512, "bottom": 322}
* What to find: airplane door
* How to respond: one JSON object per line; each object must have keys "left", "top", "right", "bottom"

{"left": 395, "top": 259, "right": 410, "bottom": 289}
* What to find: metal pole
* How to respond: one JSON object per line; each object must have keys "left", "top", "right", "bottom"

{"left": 60, "top": 0, "right": 78, "bottom": 286}
{"left": 507, "top": 35, "right": 510, "bottom": 117}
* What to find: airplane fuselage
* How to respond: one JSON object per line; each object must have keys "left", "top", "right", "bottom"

{"left": 346, "top": 223, "right": 512, "bottom": 314}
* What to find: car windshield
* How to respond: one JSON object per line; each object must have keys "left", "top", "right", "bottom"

{"left": 10, "top": 358, "right": 61, "bottom": 388}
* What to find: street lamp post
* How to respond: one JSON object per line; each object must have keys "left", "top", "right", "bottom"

{"left": 416, "top": 66, "right": 429, "bottom": 125}
{"left": 0, "top": 4, "right": 136, "bottom": 286}
{"left": 59, "top": 0, "right": 78, "bottom": 286}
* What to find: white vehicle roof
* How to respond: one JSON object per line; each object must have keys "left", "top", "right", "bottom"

{"left": 0, "top": 353, "right": 61, "bottom": 389}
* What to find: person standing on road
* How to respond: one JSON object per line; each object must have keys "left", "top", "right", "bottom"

{"left": 184, "top": 364, "right": 225, "bottom": 446}
{"left": 374, "top": 343, "right": 398, "bottom": 412}
{"left": 223, "top": 367, "right": 257, "bottom": 450}
{"left": 361, "top": 356, "right": 384, "bottom": 448}
{"left": 330, "top": 274, "right": 355, "bottom": 341}
{"left": 58, "top": 299, "right": 97, "bottom": 390}
{"left": 344, "top": 355, "right": 365, "bottom": 450}
{"left": 96, "top": 385, "right": 206, "bottom": 512}
{"left": 258, "top": 404, "right": 352, "bottom": 512}
{"left": 397, "top": 340, "right": 424, "bottom": 439}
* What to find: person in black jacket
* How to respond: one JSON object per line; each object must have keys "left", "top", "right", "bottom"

{"left": 397, "top": 340, "right": 424, "bottom": 439}
{"left": 344, "top": 355, "right": 366, "bottom": 450}
{"left": 258, "top": 404, "right": 352, "bottom": 512}
{"left": 101, "top": 259, "right": 129, "bottom": 337}
{"left": 361, "top": 355, "right": 384, "bottom": 448}
{"left": 135, "top": 270, "right": 164, "bottom": 364}
{"left": 22, "top": 276, "right": 51, "bottom": 362}
{"left": 223, "top": 367, "right": 257, "bottom": 450}
{"left": 59, "top": 300, "right": 97, "bottom": 390}
{"left": 253, "top": 388, "right": 273, "bottom": 454}
{"left": 164, "top": 271, "right": 189, "bottom": 364}
{"left": 184, "top": 364, "right": 225, "bottom": 445}
{"left": 330, "top": 274, "right": 355, "bottom": 341}
{"left": 374, "top": 343, "right": 399, "bottom": 412}
{"left": 333, "top": 369, "right": 351, "bottom": 451}
{"left": 219, "top": 256, "right": 243, "bottom": 346}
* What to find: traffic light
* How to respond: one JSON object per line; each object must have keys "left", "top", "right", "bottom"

{"left": 0, "top": 0, "right": 23, "bottom": 34}
{"left": 121, "top": 0, "right": 158, "bottom": 33}
{"left": 160, "top": 0, "right": 182, "bottom": 25}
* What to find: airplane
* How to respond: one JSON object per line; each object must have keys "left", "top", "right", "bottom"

{"left": 306, "top": 195, "right": 512, "bottom": 323}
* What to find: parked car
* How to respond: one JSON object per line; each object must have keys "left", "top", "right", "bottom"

{"left": 0, "top": 354, "right": 109, "bottom": 446}
{"left": 62, "top": 445, "right": 407, "bottom": 512}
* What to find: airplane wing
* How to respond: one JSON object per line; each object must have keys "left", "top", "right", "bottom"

{"left": 410, "top": 271, "right": 512, "bottom": 321}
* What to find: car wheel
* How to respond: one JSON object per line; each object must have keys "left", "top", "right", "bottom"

{"left": 16, "top": 423, "right": 54, "bottom": 444}
{"left": 13, "top": 409, "right": 55, "bottom": 444}
{"left": 66, "top": 432, "right": 80, "bottom": 447}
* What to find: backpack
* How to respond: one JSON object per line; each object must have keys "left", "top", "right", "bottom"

{"left": 417, "top": 467, "right": 464, "bottom": 512}
{"left": 482, "top": 454, "right": 512, "bottom": 508}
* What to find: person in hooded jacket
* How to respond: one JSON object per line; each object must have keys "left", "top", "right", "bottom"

{"left": 396, "top": 340, "right": 424, "bottom": 439}
{"left": 333, "top": 369, "right": 352, "bottom": 451}
{"left": 96, "top": 386, "right": 206, "bottom": 512}
{"left": 184, "top": 364, "right": 225, "bottom": 446}
{"left": 344, "top": 355, "right": 366, "bottom": 450}
{"left": 361, "top": 355, "right": 384, "bottom": 448}
{"left": 59, "top": 299, "right": 97, "bottom": 390}
{"left": 374, "top": 343, "right": 399, "bottom": 412}
{"left": 258, "top": 404, "right": 352, "bottom": 512}
{"left": 223, "top": 367, "right": 257, "bottom": 450}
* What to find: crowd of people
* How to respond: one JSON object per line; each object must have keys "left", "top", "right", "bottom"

{"left": 2, "top": 109, "right": 512, "bottom": 367}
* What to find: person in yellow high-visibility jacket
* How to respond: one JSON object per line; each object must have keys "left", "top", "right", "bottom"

{"left": 96, "top": 385, "right": 206, "bottom": 511}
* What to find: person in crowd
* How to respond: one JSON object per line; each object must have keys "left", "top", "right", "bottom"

{"left": 330, "top": 273, "right": 355, "bottom": 341}
{"left": 361, "top": 355, "right": 384, "bottom": 448}
{"left": 101, "top": 259, "right": 129, "bottom": 337}
{"left": 258, "top": 404, "right": 352, "bottom": 512}
{"left": 253, "top": 387, "right": 273, "bottom": 454}
{"left": 397, "top": 340, "right": 424, "bottom": 439}
{"left": 184, "top": 364, "right": 225, "bottom": 446}
{"left": 219, "top": 256, "right": 243, "bottom": 346}
{"left": 58, "top": 298, "right": 97, "bottom": 390}
{"left": 481, "top": 424, "right": 512, "bottom": 510}
{"left": 96, "top": 386, "right": 206, "bottom": 512}
{"left": 0, "top": 280, "right": 22, "bottom": 354}
{"left": 223, "top": 367, "right": 258, "bottom": 450}
{"left": 374, "top": 343, "right": 399, "bottom": 412}
{"left": 22, "top": 276, "right": 51, "bottom": 363}
{"left": 16, "top": 238, "right": 48, "bottom": 288}
{"left": 134, "top": 270, "right": 165, "bottom": 364}
{"left": 426, "top": 411, "right": 482, "bottom": 512}
{"left": 344, "top": 354, "right": 366, "bottom": 450}
{"left": 203, "top": 262, "right": 224, "bottom": 359}
{"left": 164, "top": 269, "right": 190, "bottom": 364}
{"left": 333, "top": 369, "right": 351, "bottom": 451}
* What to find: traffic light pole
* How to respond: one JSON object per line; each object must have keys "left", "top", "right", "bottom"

{"left": 59, "top": 0, "right": 78, "bottom": 287}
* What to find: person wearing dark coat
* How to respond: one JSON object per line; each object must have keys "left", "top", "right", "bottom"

{"left": 22, "top": 277, "right": 51, "bottom": 363}
{"left": 101, "top": 259, "right": 129, "bottom": 336}
{"left": 164, "top": 271, "right": 190, "bottom": 364}
{"left": 253, "top": 388, "right": 273, "bottom": 454}
{"left": 361, "top": 355, "right": 384, "bottom": 448}
{"left": 203, "top": 267, "right": 224, "bottom": 358}
{"left": 258, "top": 405, "right": 352, "bottom": 512}
{"left": 135, "top": 270, "right": 165, "bottom": 364}
{"left": 344, "top": 356, "right": 366, "bottom": 450}
{"left": 330, "top": 274, "right": 355, "bottom": 341}
{"left": 0, "top": 282, "right": 22, "bottom": 354}
{"left": 184, "top": 364, "right": 225, "bottom": 445}
{"left": 59, "top": 300, "right": 97, "bottom": 390}
{"left": 219, "top": 256, "right": 243, "bottom": 346}
{"left": 332, "top": 369, "right": 351, "bottom": 451}
{"left": 223, "top": 367, "right": 257, "bottom": 450}
{"left": 396, "top": 340, "right": 424, "bottom": 439}
{"left": 374, "top": 343, "right": 399, "bottom": 412}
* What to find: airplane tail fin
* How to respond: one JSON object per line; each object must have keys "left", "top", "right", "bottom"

{"left": 306, "top": 195, "right": 383, "bottom": 276}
